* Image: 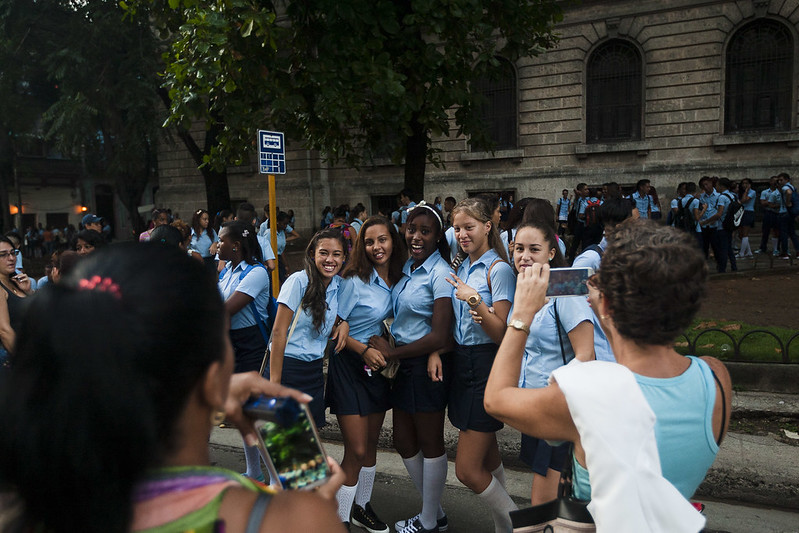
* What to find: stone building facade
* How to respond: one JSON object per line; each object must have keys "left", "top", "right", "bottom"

{"left": 157, "top": 0, "right": 799, "bottom": 236}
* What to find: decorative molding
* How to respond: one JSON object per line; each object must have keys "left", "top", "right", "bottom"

{"left": 753, "top": 0, "right": 770, "bottom": 18}
{"left": 574, "top": 141, "right": 651, "bottom": 159}
{"left": 712, "top": 131, "right": 799, "bottom": 151}
{"left": 606, "top": 18, "right": 621, "bottom": 38}
{"left": 459, "top": 148, "right": 525, "bottom": 166}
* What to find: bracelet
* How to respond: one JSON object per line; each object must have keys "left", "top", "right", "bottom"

{"left": 360, "top": 345, "right": 370, "bottom": 356}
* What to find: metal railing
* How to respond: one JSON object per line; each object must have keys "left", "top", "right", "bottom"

{"left": 677, "top": 329, "right": 799, "bottom": 364}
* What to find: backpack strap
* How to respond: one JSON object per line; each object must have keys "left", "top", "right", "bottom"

{"left": 553, "top": 299, "right": 568, "bottom": 366}
{"left": 244, "top": 492, "right": 273, "bottom": 533}
{"left": 238, "top": 263, "right": 271, "bottom": 343}
{"left": 710, "top": 369, "right": 727, "bottom": 446}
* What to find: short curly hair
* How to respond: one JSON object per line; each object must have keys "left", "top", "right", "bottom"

{"left": 597, "top": 220, "right": 707, "bottom": 347}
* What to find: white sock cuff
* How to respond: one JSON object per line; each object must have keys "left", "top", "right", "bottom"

{"left": 336, "top": 483, "right": 358, "bottom": 522}
{"left": 355, "top": 465, "right": 377, "bottom": 507}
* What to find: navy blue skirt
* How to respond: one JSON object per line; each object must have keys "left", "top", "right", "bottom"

{"left": 264, "top": 356, "right": 326, "bottom": 428}
{"left": 390, "top": 352, "right": 452, "bottom": 414}
{"left": 742, "top": 210, "right": 755, "bottom": 228}
{"left": 448, "top": 343, "right": 503, "bottom": 432}
{"left": 230, "top": 325, "right": 267, "bottom": 374}
{"left": 326, "top": 347, "right": 391, "bottom": 415}
{"left": 520, "top": 434, "right": 569, "bottom": 476}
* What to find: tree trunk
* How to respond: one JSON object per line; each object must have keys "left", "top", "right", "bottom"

{"left": 404, "top": 117, "right": 427, "bottom": 200}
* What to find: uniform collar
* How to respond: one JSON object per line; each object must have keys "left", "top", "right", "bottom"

{"left": 404, "top": 249, "right": 442, "bottom": 276}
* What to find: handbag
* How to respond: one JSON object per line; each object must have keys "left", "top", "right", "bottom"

{"left": 378, "top": 318, "right": 400, "bottom": 379}
{"left": 510, "top": 447, "right": 595, "bottom": 532}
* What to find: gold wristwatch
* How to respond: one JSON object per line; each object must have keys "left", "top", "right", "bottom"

{"left": 507, "top": 319, "right": 530, "bottom": 334}
{"left": 467, "top": 294, "right": 482, "bottom": 308}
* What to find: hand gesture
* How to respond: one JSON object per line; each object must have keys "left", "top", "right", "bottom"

{"left": 446, "top": 272, "right": 479, "bottom": 302}
{"left": 362, "top": 346, "right": 387, "bottom": 370}
{"left": 511, "top": 263, "right": 550, "bottom": 326}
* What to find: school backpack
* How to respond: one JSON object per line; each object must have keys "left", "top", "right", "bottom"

{"left": 219, "top": 262, "right": 277, "bottom": 342}
{"left": 721, "top": 191, "right": 743, "bottom": 232}
{"left": 673, "top": 197, "right": 696, "bottom": 233}
{"left": 584, "top": 198, "right": 602, "bottom": 227}
{"left": 785, "top": 183, "right": 799, "bottom": 217}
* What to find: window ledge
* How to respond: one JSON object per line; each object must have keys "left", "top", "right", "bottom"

{"left": 574, "top": 141, "right": 651, "bottom": 159}
{"left": 712, "top": 132, "right": 799, "bottom": 151}
{"left": 460, "top": 148, "right": 524, "bottom": 166}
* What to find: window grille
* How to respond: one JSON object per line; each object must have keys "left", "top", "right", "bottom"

{"left": 725, "top": 20, "right": 793, "bottom": 133}
{"left": 472, "top": 59, "right": 517, "bottom": 150}
{"left": 586, "top": 40, "right": 642, "bottom": 143}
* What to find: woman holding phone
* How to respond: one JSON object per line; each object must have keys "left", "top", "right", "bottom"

{"left": 327, "top": 216, "right": 405, "bottom": 531}
{"left": 0, "top": 236, "right": 30, "bottom": 366}
{"left": 445, "top": 198, "right": 517, "bottom": 532}
{"left": 368, "top": 203, "right": 453, "bottom": 533}
{"left": 0, "top": 244, "right": 345, "bottom": 533}
{"left": 509, "top": 221, "right": 594, "bottom": 505}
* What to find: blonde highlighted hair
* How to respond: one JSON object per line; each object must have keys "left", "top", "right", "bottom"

{"left": 451, "top": 197, "right": 509, "bottom": 269}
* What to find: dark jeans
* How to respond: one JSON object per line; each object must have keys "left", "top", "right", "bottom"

{"left": 759, "top": 211, "right": 779, "bottom": 252}
{"left": 777, "top": 214, "right": 799, "bottom": 255}
{"left": 701, "top": 226, "right": 728, "bottom": 272}
{"left": 719, "top": 228, "right": 736, "bottom": 272}
{"left": 568, "top": 223, "right": 584, "bottom": 261}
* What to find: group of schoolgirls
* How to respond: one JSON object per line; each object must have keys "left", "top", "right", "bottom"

{"left": 218, "top": 197, "right": 597, "bottom": 533}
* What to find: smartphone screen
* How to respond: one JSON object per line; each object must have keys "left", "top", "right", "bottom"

{"left": 244, "top": 396, "right": 331, "bottom": 490}
{"left": 546, "top": 267, "right": 594, "bottom": 297}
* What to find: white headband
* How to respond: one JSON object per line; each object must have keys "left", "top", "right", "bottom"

{"left": 407, "top": 201, "right": 443, "bottom": 229}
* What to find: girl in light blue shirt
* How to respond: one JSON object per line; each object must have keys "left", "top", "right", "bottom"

{"left": 190, "top": 209, "right": 219, "bottom": 272}
{"left": 444, "top": 198, "right": 517, "bottom": 532}
{"left": 367, "top": 203, "right": 452, "bottom": 533}
{"left": 327, "top": 216, "right": 405, "bottom": 528}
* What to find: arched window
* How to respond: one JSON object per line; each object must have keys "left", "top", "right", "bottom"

{"left": 471, "top": 59, "right": 517, "bottom": 150}
{"left": 586, "top": 40, "right": 642, "bottom": 143}
{"left": 725, "top": 20, "right": 793, "bottom": 133}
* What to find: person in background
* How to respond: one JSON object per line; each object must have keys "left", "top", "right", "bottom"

{"left": 0, "top": 243, "right": 345, "bottom": 533}
{"left": 190, "top": 208, "right": 220, "bottom": 272}
{"left": 214, "top": 209, "right": 234, "bottom": 235}
{"left": 567, "top": 183, "right": 588, "bottom": 262}
{"left": 736, "top": 178, "right": 756, "bottom": 258}
{"left": 0, "top": 236, "right": 30, "bottom": 367}
{"left": 139, "top": 209, "right": 169, "bottom": 242}
{"left": 74, "top": 229, "right": 107, "bottom": 256}
{"left": 443, "top": 196, "right": 457, "bottom": 229}
{"left": 556, "top": 189, "right": 570, "bottom": 236}
{"left": 649, "top": 185, "right": 662, "bottom": 221}
{"left": 350, "top": 204, "right": 368, "bottom": 236}
{"left": 631, "top": 179, "right": 653, "bottom": 220}
{"left": 4, "top": 233, "right": 24, "bottom": 274}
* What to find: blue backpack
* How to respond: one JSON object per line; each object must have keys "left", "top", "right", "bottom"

{"left": 219, "top": 262, "right": 278, "bottom": 343}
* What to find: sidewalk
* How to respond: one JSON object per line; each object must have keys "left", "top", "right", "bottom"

{"left": 210, "top": 391, "right": 799, "bottom": 510}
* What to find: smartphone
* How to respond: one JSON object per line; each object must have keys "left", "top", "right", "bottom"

{"left": 243, "top": 396, "right": 331, "bottom": 490}
{"left": 546, "top": 267, "right": 594, "bottom": 298}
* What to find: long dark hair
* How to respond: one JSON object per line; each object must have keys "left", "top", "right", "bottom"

{"left": 191, "top": 209, "right": 213, "bottom": 240}
{"left": 221, "top": 220, "right": 263, "bottom": 266}
{"left": 302, "top": 229, "right": 349, "bottom": 333}
{"left": 0, "top": 244, "right": 226, "bottom": 533}
{"left": 213, "top": 209, "right": 233, "bottom": 233}
{"left": 512, "top": 221, "right": 567, "bottom": 271}
{"left": 342, "top": 216, "right": 405, "bottom": 285}
{"left": 405, "top": 203, "right": 450, "bottom": 261}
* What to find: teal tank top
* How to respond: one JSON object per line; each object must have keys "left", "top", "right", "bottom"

{"left": 572, "top": 356, "right": 720, "bottom": 500}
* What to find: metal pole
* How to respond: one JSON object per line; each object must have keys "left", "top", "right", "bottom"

{"left": 268, "top": 174, "right": 279, "bottom": 297}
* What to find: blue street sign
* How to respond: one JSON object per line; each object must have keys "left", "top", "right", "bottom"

{"left": 258, "top": 130, "right": 286, "bottom": 174}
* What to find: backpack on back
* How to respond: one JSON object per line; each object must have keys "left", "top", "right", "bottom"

{"left": 721, "top": 191, "right": 743, "bottom": 232}
{"left": 584, "top": 199, "right": 602, "bottom": 227}
{"left": 673, "top": 197, "right": 696, "bottom": 233}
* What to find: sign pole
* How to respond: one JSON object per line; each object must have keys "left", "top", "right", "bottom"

{"left": 268, "top": 174, "right": 279, "bottom": 297}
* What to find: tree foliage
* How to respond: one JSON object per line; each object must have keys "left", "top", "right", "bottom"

{"left": 0, "top": 0, "right": 164, "bottom": 234}
{"left": 133, "top": 0, "right": 562, "bottom": 198}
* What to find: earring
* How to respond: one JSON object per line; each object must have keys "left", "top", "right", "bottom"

{"left": 211, "top": 410, "right": 226, "bottom": 426}
{"left": 232, "top": 247, "right": 237, "bottom": 252}
{"left": 548, "top": 257, "right": 552, "bottom": 262}
{"left": 600, "top": 315, "right": 609, "bottom": 320}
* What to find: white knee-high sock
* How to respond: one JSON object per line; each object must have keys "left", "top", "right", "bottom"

{"left": 478, "top": 476, "right": 518, "bottom": 533}
{"left": 336, "top": 483, "right": 357, "bottom": 522}
{"left": 491, "top": 463, "right": 507, "bottom": 489}
{"left": 355, "top": 465, "right": 376, "bottom": 507}
{"left": 402, "top": 451, "right": 424, "bottom": 497}
{"left": 243, "top": 443, "right": 263, "bottom": 480}
{"left": 420, "top": 454, "right": 448, "bottom": 530}
{"left": 741, "top": 236, "right": 751, "bottom": 256}
{"left": 772, "top": 237, "right": 778, "bottom": 251}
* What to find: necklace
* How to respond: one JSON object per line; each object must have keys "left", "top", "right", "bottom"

{"left": 2, "top": 279, "right": 20, "bottom": 296}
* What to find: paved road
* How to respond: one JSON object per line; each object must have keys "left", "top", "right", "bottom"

{"left": 209, "top": 430, "right": 799, "bottom": 533}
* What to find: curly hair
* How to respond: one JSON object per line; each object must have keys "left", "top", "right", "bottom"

{"left": 302, "top": 229, "right": 349, "bottom": 333}
{"left": 597, "top": 220, "right": 707, "bottom": 347}
{"left": 341, "top": 216, "right": 405, "bottom": 285}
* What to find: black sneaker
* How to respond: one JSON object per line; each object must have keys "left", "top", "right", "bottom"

{"left": 394, "top": 513, "right": 448, "bottom": 532}
{"left": 351, "top": 503, "right": 389, "bottom": 533}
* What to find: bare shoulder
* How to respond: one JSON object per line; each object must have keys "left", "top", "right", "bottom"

{"left": 698, "top": 356, "right": 732, "bottom": 388}
{"left": 220, "top": 487, "right": 345, "bottom": 533}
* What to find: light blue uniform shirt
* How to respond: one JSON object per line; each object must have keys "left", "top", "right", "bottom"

{"left": 273, "top": 270, "right": 341, "bottom": 361}
{"left": 262, "top": 225, "right": 293, "bottom": 255}
{"left": 445, "top": 227, "right": 458, "bottom": 262}
{"left": 779, "top": 185, "right": 793, "bottom": 214}
{"left": 576, "top": 197, "right": 587, "bottom": 224}
{"left": 400, "top": 201, "right": 417, "bottom": 224}
{"left": 391, "top": 250, "right": 451, "bottom": 346}
{"left": 515, "top": 296, "right": 593, "bottom": 389}
{"left": 338, "top": 270, "right": 392, "bottom": 344}
{"left": 632, "top": 191, "right": 652, "bottom": 219}
{"left": 571, "top": 238, "right": 615, "bottom": 363}
{"left": 742, "top": 189, "right": 756, "bottom": 211}
{"left": 350, "top": 218, "right": 364, "bottom": 236}
{"left": 699, "top": 190, "right": 721, "bottom": 229}
{"left": 557, "top": 198, "right": 570, "bottom": 220}
{"left": 764, "top": 188, "right": 782, "bottom": 212}
{"left": 256, "top": 235, "right": 276, "bottom": 262}
{"left": 190, "top": 228, "right": 218, "bottom": 258}
{"left": 679, "top": 194, "right": 702, "bottom": 232}
{"left": 453, "top": 250, "right": 515, "bottom": 346}
{"left": 218, "top": 261, "right": 271, "bottom": 330}
{"left": 717, "top": 191, "right": 733, "bottom": 227}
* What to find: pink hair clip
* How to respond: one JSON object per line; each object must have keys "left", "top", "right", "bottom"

{"left": 78, "top": 275, "right": 122, "bottom": 300}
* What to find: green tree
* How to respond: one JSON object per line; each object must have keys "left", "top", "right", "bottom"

{"left": 0, "top": 0, "right": 164, "bottom": 235}
{"left": 133, "top": 0, "right": 562, "bottom": 199}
